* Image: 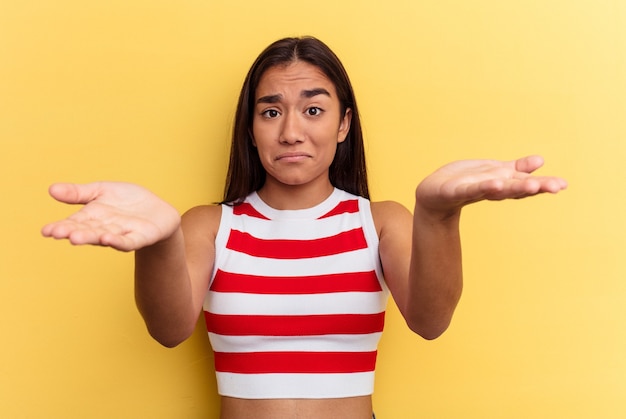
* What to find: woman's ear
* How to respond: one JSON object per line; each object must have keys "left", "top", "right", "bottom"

{"left": 337, "top": 108, "right": 352, "bottom": 143}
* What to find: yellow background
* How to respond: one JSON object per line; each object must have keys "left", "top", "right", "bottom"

{"left": 1, "top": 0, "right": 624, "bottom": 417}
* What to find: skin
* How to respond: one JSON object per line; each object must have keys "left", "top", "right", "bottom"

{"left": 251, "top": 61, "right": 352, "bottom": 210}
{"left": 41, "top": 61, "right": 568, "bottom": 419}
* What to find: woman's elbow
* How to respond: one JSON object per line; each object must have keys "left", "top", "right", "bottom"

{"left": 407, "top": 319, "right": 451, "bottom": 340}
{"left": 404, "top": 308, "right": 455, "bottom": 340}
{"left": 146, "top": 321, "right": 196, "bottom": 348}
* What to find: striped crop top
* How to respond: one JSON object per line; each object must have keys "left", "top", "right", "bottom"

{"left": 202, "top": 188, "right": 390, "bottom": 399}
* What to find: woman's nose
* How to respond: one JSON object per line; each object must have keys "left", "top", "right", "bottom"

{"left": 279, "top": 111, "right": 303, "bottom": 144}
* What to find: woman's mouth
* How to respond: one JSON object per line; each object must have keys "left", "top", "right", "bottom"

{"left": 275, "top": 152, "right": 311, "bottom": 162}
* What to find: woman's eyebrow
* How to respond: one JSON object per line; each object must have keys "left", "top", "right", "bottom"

{"left": 256, "top": 88, "right": 331, "bottom": 104}
{"left": 301, "top": 88, "right": 331, "bottom": 98}
{"left": 256, "top": 94, "right": 282, "bottom": 104}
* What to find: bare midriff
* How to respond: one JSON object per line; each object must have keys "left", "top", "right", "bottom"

{"left": 219, "top": 395, "right": 373, "bottom": 419}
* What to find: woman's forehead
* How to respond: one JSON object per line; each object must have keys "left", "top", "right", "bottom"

{"left": 255, "top": 61, "right": 336, "bottom": 98}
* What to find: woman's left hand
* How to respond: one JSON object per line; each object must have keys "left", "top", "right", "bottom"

{"left": 415, "top": 155, "right": 568, "bottom": 218}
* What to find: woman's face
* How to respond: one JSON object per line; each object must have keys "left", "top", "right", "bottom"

{"left": 252, "top": 60, "right": 352, "bottom": 194}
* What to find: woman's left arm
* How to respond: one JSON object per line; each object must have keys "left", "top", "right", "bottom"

{"left": 376, "top": 155, "right": 567, "bottom": 340}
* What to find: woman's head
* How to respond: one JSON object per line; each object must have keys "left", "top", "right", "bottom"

{"left": 222, "top": 36, "right": 369, "bottom": 203}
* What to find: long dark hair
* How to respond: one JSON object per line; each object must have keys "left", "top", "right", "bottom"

{"left": 221, "top": 36, "right": 369, "bottom": 204}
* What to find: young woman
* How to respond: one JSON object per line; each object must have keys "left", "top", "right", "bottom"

{"left": 42, "top": 37, "right": 567, "bottom": 419}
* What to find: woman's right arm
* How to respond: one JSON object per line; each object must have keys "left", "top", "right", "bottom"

{"left": 42, "top": 182, "right": 220, "bottom": 347}
{"left": 135, "top": 205, "right": 220, "bottom": 347}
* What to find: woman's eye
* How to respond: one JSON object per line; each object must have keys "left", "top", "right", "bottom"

{"left": 262, "top": 109, "right": 280, "bottom": 118}
{"left": 306, "top": 107, "right": 323, "bottom": 116}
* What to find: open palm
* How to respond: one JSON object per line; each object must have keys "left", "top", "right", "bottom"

{"left": 416, "top": 156, "right": 568, "bottom": 216}
{"left": 42, "top": 182, "right": 181, "bottom": 252}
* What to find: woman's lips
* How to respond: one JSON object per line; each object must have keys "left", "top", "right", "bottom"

{"left": 275, "top": 152, "right": 311, "bottom": 162}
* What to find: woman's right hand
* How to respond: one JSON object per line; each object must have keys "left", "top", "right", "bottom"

{"left": 41, "top": 182, "right": 181, "bottom": 252}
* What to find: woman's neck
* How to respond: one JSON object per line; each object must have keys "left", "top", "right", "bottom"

{"left": 256, "top": 180, "right": 335, "bottom": 210}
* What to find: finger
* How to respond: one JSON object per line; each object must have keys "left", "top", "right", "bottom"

{"left": 42, "top": 221, "right": 139, "bottom": 251}
{"left": 48, "top": 182, "right": 102, "bottom": 205}
{"left": 536, "top": 176, "right": 568, "bottom": 193}
{"left": 65, "top": 228, "right": 133, "bottom": 250}
{"left": 514, "top": 155, "right": 545, "bottom": 174}
{"left": 41, "top": 220, "right": 82, "bottom": 239}
{"left": 482, "top": 177, "right": 568, "bottom": 200}
{"left": 41, "top": 222, "right": 56, "bottom": 237}
{"left": 465, "top": 178, "right": 536, "bottom": 201}
{"left": 43, "top": 221, "right": 97, "bottom": 242}
{"left": 509, "top": 176, "right": 568, "bottom": 195}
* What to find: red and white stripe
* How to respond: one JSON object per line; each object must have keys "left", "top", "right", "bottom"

{"left": 203, "top": 189, "right": 389, "bottom": 399}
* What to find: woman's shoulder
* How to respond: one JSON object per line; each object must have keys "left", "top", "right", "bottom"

{"left": 181, "top": 204, "right": 223, "bottom": 239}
{"left": 369, "top": 200, "right": 412, "bottom": 235}
{"left": 370, "top": 200, "right": 411, "bottom": 218}
{"left": 183, "top": 203, "right": 222, "bottom": 220}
